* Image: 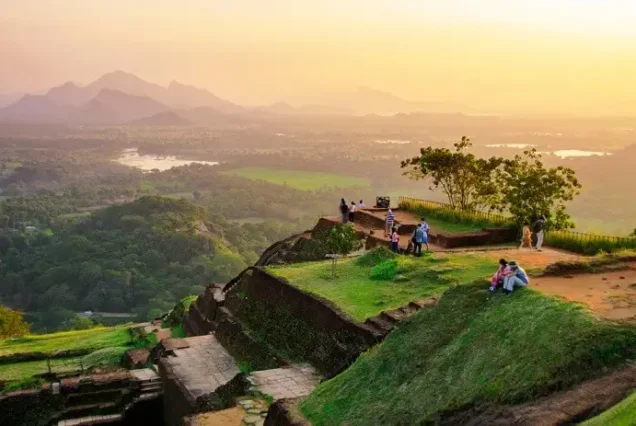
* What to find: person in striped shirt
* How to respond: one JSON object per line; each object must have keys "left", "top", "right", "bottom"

{"left": 385, "top": 209, "right": 395, "bottom": 236}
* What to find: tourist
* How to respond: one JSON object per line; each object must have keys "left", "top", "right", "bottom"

{"left": 358, "top": 200, "right": 366, "bottom": 209}
{"left": 488, "top": 258, "right": 509, "bottom": 292}
{"left": 412, "top": 224, "right": 425, "bottom": 257}
{"left": 390, "top": 226, "right": 400, "bottom": 252}
{"left": 349, "top": 201, "right": 357, "bottom": 222}
{"left": 532, "top": 215, "right": 546, "bottom": 251}
{"left": 420, "top": 218, "right": 430, "bottom": 251}
{"left": 502, "top": 261, "right": 529, "bottom": 295}
{"left": 519, "top": 222, "right": 533, "bottom": 249}
{"left": 420, "top": 217, "right": 430, "bottom": 234}
{"left": 385, "top": 209, "right": 395, "bottom": 236}
{"left": 339, "top": 199, "right": 348, "bottom": 223}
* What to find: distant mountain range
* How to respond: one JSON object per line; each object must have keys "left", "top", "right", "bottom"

{"left": 0, "top": 71, "right": 471, "bottom": 124}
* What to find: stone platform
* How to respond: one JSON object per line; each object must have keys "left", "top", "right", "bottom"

{"left": 159, "top": 335, "right": 249, "bottom": 426}
{"left": 250, "top": 364, "right": 321, "bottom": 400}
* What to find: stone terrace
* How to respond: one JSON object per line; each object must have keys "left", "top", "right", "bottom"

{"left": 250, "top": 364, "right": 321, "bottom": 400}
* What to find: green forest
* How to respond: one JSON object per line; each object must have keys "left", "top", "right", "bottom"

{"left": 0, "top": 156, "right": 370, "bottom": 332}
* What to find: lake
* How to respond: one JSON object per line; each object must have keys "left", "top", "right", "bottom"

{"left": 552, "top": 150, "right": 612, "bottom": 159}
{"left": 115, "top": 150, "right": 219, "bottom": 171}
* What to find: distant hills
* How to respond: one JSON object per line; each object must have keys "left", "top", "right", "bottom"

{"left": 129, "top": 111, "right": 192, "bottom": 126}
{"left": 0, "top": 71, "right": 471, "bottom": 124}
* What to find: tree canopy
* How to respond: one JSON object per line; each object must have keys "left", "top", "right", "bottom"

{"left": 402, "top": 138, "right": 581, "bottom": 230}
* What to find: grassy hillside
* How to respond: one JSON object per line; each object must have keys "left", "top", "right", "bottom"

{"left": 0, "top": 326, "right": 132, "bottom": 356}
{"left": 301, "top": 283, "right": 636, "bottom": 425}
{"left": 582, "top": 392, "right": 636, "bottom": 426}
{"left": 219, "top": 167, "right": 370, "bottom": 191}
{"left": 268, "top": 251, "right": 496, "bottom": 321}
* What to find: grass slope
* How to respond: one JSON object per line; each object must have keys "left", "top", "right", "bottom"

{"left": 301, "top": 284, "right": 636, "bottom": 425}
{"left": 268, "top": 252, "right": 495, "bottom": 321}
{"left": 0, "top": 357, "right": 83, "bottom": 381}
{"left": 219, "top": 167, "right": 370, "bottom": 191}
{"left": 582, "top": 392, "right": 636, "bottom": 426}
{"left": 0, "top": 326, "right": 132, "bottom": 356}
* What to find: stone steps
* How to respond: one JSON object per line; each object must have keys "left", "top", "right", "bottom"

{"left": 364, "top": 297, "right": 438, "bottom": 336}
{"left": 57, "top": 414, "right": 122, "bottom": 426}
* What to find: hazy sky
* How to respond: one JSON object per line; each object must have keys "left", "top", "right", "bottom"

{"left": 2, "top": 0, "right": 636, "bottom": 113}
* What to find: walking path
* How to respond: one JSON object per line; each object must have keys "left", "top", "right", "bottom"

{"left": 533, "top": 263, "right": 636, "bottom": 321}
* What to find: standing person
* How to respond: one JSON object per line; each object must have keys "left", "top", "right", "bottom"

{"left": 503, "top": 261, "right": 530, "bottom": 295}
{"left": 358, "top": 200, "right": 366, "bottom": 209}
{"left": 349, "top": 201, "right": 357, "bottom": 222}
{"left": 519, "top": 222, "right": 533, "bottom": 249}
{"left": 532, "top": 215, "right": 546, "bottom": 251}
{"left": 385, "top": 209, "right": 395, "bottom": 236}
{"left": 420, "top": 218, "right": 430, "bottom": 251}
{"left": 412, "top": 224, "right": 425, "bottom": 257}
{"left": 420, "top": 218, "right": 430, "bottom": 234}
{"left": 390, "top": 226, "right": 400, "bottom": 252}
{"left": 339, "top": 199, "right": 348, "bottom": 223}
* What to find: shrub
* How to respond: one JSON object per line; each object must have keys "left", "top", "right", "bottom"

{"left": 163, "top": 295, "right": 198, "bottom": 328}
{"left": 370, "top": 259, "right": 400, "bottom": 280}
{"left": 356, "top": 247, "right": 397, "bottom": 267}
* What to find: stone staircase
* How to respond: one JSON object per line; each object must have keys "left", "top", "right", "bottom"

{"left": 55, "top": 369, "right": 162, "bottom": 426}
{"left": 364, "top": 298, "right": 438, "bottom": 337}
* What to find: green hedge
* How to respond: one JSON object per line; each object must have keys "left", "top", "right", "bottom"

{"left": 545, "top": 231, "right": 636, "bottom": 255}
{"left": 398, "top": 198, "right": 513, "bottom": 229}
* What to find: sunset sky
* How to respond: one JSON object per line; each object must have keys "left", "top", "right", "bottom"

{"left": 2, "top": 0, "right": 636, "bottom": 113}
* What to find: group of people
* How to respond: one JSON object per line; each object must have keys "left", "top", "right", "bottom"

{"left": 385, "top": 209, "right": 430, "bottom": 256}
{"left": 489, "top": 258, "right": 530, "bottom": 295}
{"left": 520, "top": 215, "right": 547, "bottom": 251}
{"left": 339, "top": 198, "right": 366, "bottom": 223}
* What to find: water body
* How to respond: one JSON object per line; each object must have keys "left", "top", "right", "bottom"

{"left": 115, "top": 150, "right": 219, "bottom": 171}
{"left": 375, "top": 139, "right": 411, "bottom": 144}
{"left": 486, "top": 145, "right": 612, "bottom": 159}
{"left": 552, "top": 150, "right": 612, "bottom": 159}
{"left": 486, "top": 143, "right": 536, "bottom": 149}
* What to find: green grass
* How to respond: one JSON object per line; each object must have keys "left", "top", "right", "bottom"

{"left": 81, "top": 347, "right": 128, "bottom": 369}
{"left": 0, "top": 357, "right": 83, "bottom": 381}
{"left": 0, "top": 326, "right": 133, "bottom": 356}
{"left": 219, "top": 167, "right": 370, "bottom": 191}
{"left": 425, "top": 216, "right": 483, "bottom": 233}
{"left": 268, "top": 251, "right": 495, "bottom": 321}
{"left": 582, "top": 392, "right": 636, "bottom": 426}
{"left": 301, "top": 284, "right": 636, "bottom": 425}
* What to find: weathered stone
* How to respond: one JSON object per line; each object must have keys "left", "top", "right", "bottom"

{"left": 123, "top": 348, "right": 150, "bottom": 369}
{"left": 243, "top": 415, "right": 262, "bottom": 425}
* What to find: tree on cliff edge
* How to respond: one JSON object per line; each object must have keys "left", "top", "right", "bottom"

{"left": 0, "top": 306, "right": 30, "bottom": 339}
{"left": 327, "top": 224, "right": 360, "bottom": 277}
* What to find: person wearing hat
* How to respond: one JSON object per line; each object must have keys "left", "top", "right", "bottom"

{"left": 502, "top": 260, "right": 529, "bottom": 294}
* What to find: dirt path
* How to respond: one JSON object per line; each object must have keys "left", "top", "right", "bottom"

{"left": 532, "top": 263, "right": 636, "bottom": 321}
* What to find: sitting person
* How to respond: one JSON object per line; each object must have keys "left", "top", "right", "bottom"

{"left": 519, "top": 222, "right": 533, "bottom": 249}
{"left": 488, "top": 258, "right": 509, "bottom": 292}
{"left": 503, "top": 261, "right": 529, "bottom": 295}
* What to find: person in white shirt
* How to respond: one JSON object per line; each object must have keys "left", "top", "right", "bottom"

{"left": 358, "top": 200, "right": 366, "bottom": 209}
{"left": 349, "top": 201, "right": 356, "bottom": 222}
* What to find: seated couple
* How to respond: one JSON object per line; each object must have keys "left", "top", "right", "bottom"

{"left": 489, "top": 259, "right": 529, "bottom": 295}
